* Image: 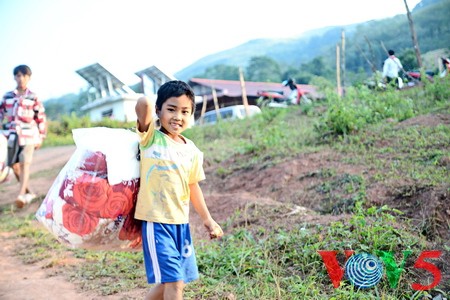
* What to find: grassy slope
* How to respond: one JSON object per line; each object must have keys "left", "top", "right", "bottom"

{"left": 0, "top": 78, "right": 449, "bottom": 299}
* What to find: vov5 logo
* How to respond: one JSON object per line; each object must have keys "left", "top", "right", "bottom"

{"left": 318, "top": 250, "right": 443, "bottom": 290}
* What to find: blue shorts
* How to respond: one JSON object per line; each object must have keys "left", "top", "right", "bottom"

{"left": 142, "top": 221, "right": 199, "bottom": 284}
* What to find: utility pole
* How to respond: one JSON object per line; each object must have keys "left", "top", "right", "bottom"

{"left": 403, "top": 0, "right": 422, "bottom": 68}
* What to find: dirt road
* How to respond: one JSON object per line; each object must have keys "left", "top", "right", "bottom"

{"left": 0, "top": 145, "right": 76, "bottom": 206}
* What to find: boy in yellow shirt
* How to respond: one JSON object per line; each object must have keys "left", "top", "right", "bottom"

{"left": 135, "top": 80, "right": 223, "bottom": 300}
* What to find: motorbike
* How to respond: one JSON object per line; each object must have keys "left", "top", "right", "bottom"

{"left": 257, "top": 78, "right": 311, "bottom": 108}
{"left": 365, "top": 73, "right": 404, "bottom": 90}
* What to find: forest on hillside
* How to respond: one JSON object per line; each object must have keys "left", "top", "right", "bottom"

{"left": 192, "top": 0, "right": 449, "bottom": 84}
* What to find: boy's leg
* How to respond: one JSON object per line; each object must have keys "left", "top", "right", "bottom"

{"left": 11, "top": 163, "right": 32, "bottom": 194}
{"left": 144, "top": 283, "right": 164, "bottom": 300}
{"left": 12, "top": 162, "right": 20, "bottom": 181}
{"left": 15, "top": 145, "right": 35, "bottom": 207}
{"left": 18, "top": 161, "right": 31, "bottom": 195}
{"left": 163, "top": 281, "right": 184, "bottom": 300}
{"left": 144, "top": 281, "right": 184, "bottom": 300}
{"left": 19, "top": 145, "right": 34, "bottom": 194}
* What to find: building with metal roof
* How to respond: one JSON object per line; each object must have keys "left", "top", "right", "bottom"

{"left": 77, "top": 63, "right": 174, "bottom": 122}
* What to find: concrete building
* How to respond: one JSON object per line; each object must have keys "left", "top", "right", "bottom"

{"left": 77, "top": 63, "right": 173, "bottom": 122}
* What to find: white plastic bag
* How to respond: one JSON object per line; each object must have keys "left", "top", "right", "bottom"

{"left": 0, "top": 133, "right": 12, "bottom": 184}
{"left": 71, "top": 127, "right": 140, "bottom": 185}
{"left": 36, "top": 127, "right": 142, "bottom": 250}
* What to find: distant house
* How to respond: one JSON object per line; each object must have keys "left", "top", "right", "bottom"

{"left": 188, "top": 78, "right": 319, "bottom": 119}
{"left": 77, "top": 63, "right": 173, "bottom": 122}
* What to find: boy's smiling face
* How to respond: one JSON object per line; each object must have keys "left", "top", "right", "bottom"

{"left": 157, "top": 95, "right": 193, "bottom": 141}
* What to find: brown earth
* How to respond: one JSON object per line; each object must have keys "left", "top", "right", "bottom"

{"left": 0, "top": 114, "right": 449, "bottom": 299}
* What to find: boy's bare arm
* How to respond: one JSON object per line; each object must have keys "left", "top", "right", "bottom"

{"left": 135, "top": 96, "right": 154, "bottom": 132}
{"left": 189, "top": 183, "right": 223, "bottom": 239}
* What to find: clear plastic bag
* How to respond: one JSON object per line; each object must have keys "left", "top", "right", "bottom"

{"left": 36, "top": 127, "right": 142, "bottom": 250}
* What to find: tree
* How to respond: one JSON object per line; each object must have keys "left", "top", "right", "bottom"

{"left": 200, "top": 64, "right": 240, "bottom": 80}
{"left": 398, "top": 49, "right": 419, "bottom": 71}
{"left": 245, "top": 56, "right": 282, "bottom": 82}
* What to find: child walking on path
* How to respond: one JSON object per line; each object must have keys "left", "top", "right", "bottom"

{"left": 134, "top": 80, "right": 223, "bottom": 300}
{"left": 0, "top": 65, "right": 47, "bottom": 208}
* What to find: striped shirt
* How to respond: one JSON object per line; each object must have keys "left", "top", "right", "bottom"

{"left": 0, "top": 88, "right": 47, "bottom": 146}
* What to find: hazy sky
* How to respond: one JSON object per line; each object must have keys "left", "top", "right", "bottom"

{"left": 0, "top": 0, "right": 421, "bottom": 100}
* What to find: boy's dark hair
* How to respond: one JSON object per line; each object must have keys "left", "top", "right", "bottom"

{"left": 13, "top": 65, "right": 32, "bottom": 76}
{"left": 156, "top": 80, "right": 196, "bottom": 114}
{"left": 388, "top": 50, "right": 395, "bottom": 56}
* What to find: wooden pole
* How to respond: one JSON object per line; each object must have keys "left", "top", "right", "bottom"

{"left": 336, "top": 44, "right": 341, "bottom": 97}
{"left": 211, "top": 86, "right": 221, "bottom": 121}
{"left": 403, "top": 0, "right": 423, "bottom": 68}
{"left": 356, "top": 43, "right": 378, "bottom": 74}
{"left": 239, "top": 68, "right": 250, "bottom": 116}
{"left": 199, "top": 94, "right": 207, "bottom": 125}
{"left": 341, "top": 29, "right": 346, "bottom": 95}
{"left": 364, "top": 36, "right": 377, "bottom": 72}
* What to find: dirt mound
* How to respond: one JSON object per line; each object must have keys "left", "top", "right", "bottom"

{"left": 203, "top": 150, "right": 366, "bottom": 213}
{"left": 397, "top": 113, "right": 450, "bottom": 127}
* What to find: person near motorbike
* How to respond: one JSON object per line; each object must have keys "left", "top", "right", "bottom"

{"left": 256, "top": 78, "right": 311, "bottom": 108}
{"left": 382, "top": 50, "right": 403, "bottom": 88}
{"left": 283, "top": 78, "right": 311, "bottom": 105}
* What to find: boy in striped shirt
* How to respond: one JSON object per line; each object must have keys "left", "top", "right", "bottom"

{"left": 0, "top": 65, "right": 47, "bottom": 208}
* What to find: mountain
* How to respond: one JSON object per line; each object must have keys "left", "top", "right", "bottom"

{"left": 43, "top": 0, "right": 449, "bottom": 120}
{"left": 175, "top": 0, "right": 449, "bottom": 81}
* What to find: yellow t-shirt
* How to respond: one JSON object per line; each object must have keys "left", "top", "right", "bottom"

{"left": 134, "top": 123, "right": 205, "bottom": 224}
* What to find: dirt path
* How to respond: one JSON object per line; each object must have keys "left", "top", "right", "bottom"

{"left": 0, "top": 145, "right": 77, "bottom": 206}
{"left": 0, "top": 233, "right": 95, "bottom": 300}
{"left": 0, "top": 230, "right": 146, "bottom": 299}
{"left": 0, "top": 145, "right": 149, "bottom": 299}
{"left": 0, "top": 145, "right": 95, "bottom": 299}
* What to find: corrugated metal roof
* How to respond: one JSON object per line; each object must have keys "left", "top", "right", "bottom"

{"left": 188, "top": 78, "right": 319, "bottom": 99}
{"left": 76, "top": 63, "right": 135, "bottom": 95}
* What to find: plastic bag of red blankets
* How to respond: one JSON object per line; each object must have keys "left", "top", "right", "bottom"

{"left": 36, "top": 127, "right": 142, "bottom": 250}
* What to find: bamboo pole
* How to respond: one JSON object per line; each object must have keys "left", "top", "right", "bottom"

{"left": 239, "top": 68, "right": 250, "bottom": 116}
{"left": 336, "top": 44, "right": 341, "bottom": 97}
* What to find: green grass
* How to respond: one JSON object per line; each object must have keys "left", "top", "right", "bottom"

{"left": 189, "top": 204, "right": 433, "bottom": 299}
{"left": 1, "top": 78, "right": 449, "bottom": 299}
